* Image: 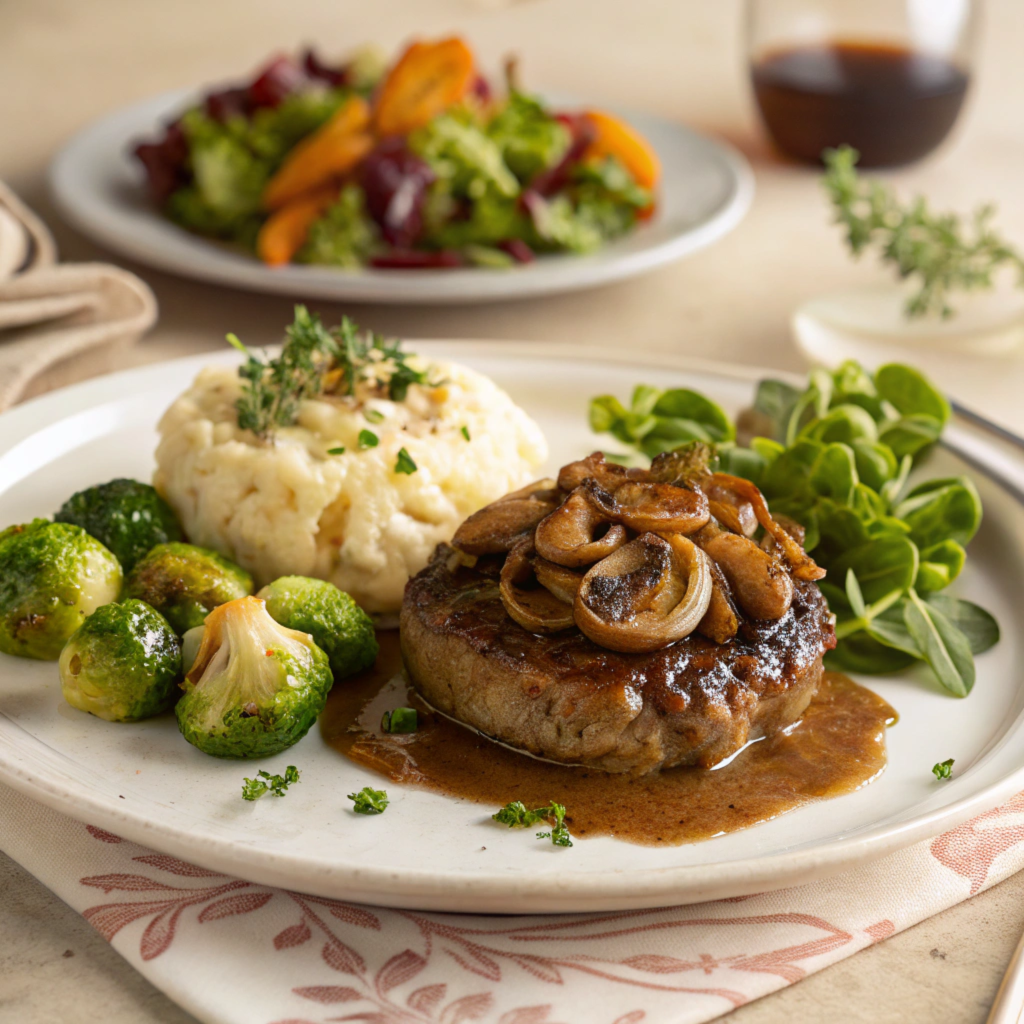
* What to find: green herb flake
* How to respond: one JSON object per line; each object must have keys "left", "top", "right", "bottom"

{"left": 327, "top": 446, "right": 346, "bottom": 455}
{"left": 348, "top": 786, "right": 388, "bottom": 815}
{"left": 460, "top": 425, "right": 471, "bottom": 441}
{"left": 492, "top": 800, "right": 573, "bottom": 848}
{"left": 358, "top": 429, "right": 379, "bottom": 450}
{"left": 242, "top": 765, "right": 301, "bottom": 801}
{"left": 932, "top": 758, "right": 955, "bottom": 780}
{"left": 381, "top": 707, "right": 418, "bottom": 733}
{"left": 364, "top": 408, "right": 385, "bottom": 424}
{"left": 395, "top": 448, "right": 418, "bottom": 475}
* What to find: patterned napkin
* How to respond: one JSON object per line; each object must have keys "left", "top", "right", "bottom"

{"left": 2, "top": 779, "right": 1022, "bottom": 1024}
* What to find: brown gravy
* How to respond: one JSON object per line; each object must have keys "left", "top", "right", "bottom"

{"left": 320, "top": 633, "right": 896, "bottom": 846}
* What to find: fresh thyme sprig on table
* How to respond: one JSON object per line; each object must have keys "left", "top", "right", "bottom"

{"left": 228, "top": 306, "right": 436, "bottom": 439}
{"left": 822, "top": 145, "right": 1024, "bottom": 319}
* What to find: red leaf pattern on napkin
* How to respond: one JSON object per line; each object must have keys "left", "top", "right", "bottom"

{"left": 930, "top": 791, "right": 1024, "bottom": 893}
{"left": 77, "top": 798, "right": 1024, "bottom": 1024}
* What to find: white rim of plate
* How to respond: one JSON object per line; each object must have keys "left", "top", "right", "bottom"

{"left": 0, "top": 343, "right": 1021, "bottom": 910}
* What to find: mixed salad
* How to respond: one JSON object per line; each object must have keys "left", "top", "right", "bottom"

{"left": 134, "top": 37, "right": 660, "bottom": 270}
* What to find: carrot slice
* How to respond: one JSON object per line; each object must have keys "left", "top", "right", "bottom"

{"left": 256, "top": 184, "right": 338, "bottom": 266}
{"left": 373, "top": 37, "right": 475, "bottom": 136}
{"left": 262, "top": 96, "right": 372, "bottom": 210}
{"left": 583, "top": 110, "right": 662, "bottom": 190}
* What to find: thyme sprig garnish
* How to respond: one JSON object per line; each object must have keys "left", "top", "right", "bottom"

{"left": 822, "top": 146, "right": 1024, "bottom": 319}
{"left": 229, "top": 306, "right": 436, "bottom": 439}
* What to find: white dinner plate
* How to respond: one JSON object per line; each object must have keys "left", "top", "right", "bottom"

{"left": 1, "top": 344, "right": 1022, "bottom": 914}
{"left": 48, "top": 90, "right": 753, "bottom": 304}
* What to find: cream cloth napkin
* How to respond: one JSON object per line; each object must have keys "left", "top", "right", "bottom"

{"left": 3, "top": 778, "right": 1023, "bottom": 1024}
{"left": 0, "top": 181, "right": 157, "bottom": 410}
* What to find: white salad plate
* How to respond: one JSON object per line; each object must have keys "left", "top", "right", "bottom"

{"left": 49, "top": 90, "right": 753, "bottom": 305}
{"left": 1, "top": 344, "right": 1023, "bottom": 914}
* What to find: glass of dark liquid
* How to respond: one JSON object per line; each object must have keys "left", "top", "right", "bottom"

{"left": 747, "top": 0, "right": 977, "bottom": 166}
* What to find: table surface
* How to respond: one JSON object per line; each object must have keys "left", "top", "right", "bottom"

{"left": 3, "top": 0, "right": 1024, "bottom": 1021}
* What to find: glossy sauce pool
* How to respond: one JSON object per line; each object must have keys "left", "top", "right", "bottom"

{"left": 321, "top": 633, "right": 897, "bottom": 845}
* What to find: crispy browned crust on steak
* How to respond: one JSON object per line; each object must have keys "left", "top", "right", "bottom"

{"left": 401, "top": 545, "right": 836, "bottom": 774}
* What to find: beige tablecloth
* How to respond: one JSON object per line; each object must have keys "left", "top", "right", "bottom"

{"left": 2, "top": 1, "right": 1024, "bottom": 1022}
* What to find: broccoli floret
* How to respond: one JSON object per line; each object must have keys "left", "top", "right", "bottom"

{"left": 257, "top": 575, "right": 378, "bottom": 680}
{"left": 411, "top": 114, "right": 520, "bottom": 199}
{"left": 487, "top": 91, "right": 571, "bottom": 182}
{"left": 123, "top": 542, "right": 253, "bottom": 635}
{"left": 298, "top": 185, "right": 380, "bottom": 268}
{"left": 59, "top": 600, "right": 181, "bottom": 722}
{"left": 54, "top": 478, "right": 184, "bottom": 572}
{"left": 0, "top": 520, "right": 122, "bottom": 660}
{"left": 176, "top": 595, "right": 332, "bottom": 758}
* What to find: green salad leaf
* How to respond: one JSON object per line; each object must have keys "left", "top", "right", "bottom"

{"left": 299, "top": 184, "right": 380, "bottom": 268}
{"left": 589, "top": 359, "right": 997, "bottom": 696}
{"left": 167, "top": 91, "right": 348, "bottom": 242}
{"left": 487, "top": 90, "right": 571, "bottom": 181}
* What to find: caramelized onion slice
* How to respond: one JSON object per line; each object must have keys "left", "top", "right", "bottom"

{"left": 497, "top": 477, "right": 562, "bottom": 504}
{"left": 697, "top": 560, "right": 740, "bottom": 644}
{"left": 574, "top": 532, "right": 712, "bottom": 653}
{"left": 452, "top": 489, "right": 559, "bottom": 556}
{"left": 533, "top": 556, "right": 584, "bottom": 604}
{"left": 702, "top": 530, "right": 793, "bottom": 620}
{"left": 708, "top": 497, "right": 758, "bottom": 538}
{"left": 586, "top": 478, "right": 710, "bottom": 535}
{"left": 707, "top": 473, "right": 825, "bottom": 581}
{"left": 557, "top": 452, "right": 643, "bottom": 493}
{"left": 500, "top": 537, "right": 575, "bottom": 634}
{"left": 534, "top": 488, "right": 628, "bottom": 567}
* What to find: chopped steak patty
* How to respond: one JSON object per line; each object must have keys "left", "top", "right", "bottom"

{"left": 400, "top": 545, "right": 836, "bottom": 774}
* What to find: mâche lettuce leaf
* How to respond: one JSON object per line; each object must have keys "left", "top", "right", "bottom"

{"left": 589, "top": 359, "right": 999, "bottom": 697}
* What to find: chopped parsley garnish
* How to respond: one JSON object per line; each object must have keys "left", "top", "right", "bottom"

{"left": 932, "top": 758, "right": 955, "bottom": 780}
{"left": 492, "top": 800, "right": 573, "bottom": 848}
{"left": 364, "top": 408, "right": 385, "bottom": 424}
{"left": 395, "top": 448, "right": 417, "bottom": 475}
{"left": 460, "top": 425, "right": 471, "bottom": 441}
{"left": 242, "top": 765, "right": 300, "bottom": 801}
{"left": 228, "top": 307, "right": 437, "bottom": 439}
{"left": 381, "top": 707, "right": 418, "bottom": 733}
{"left": 358, "top": 429, "right": 379, "bottom": 449}
{"left": 348, "top": 786, "right": 389, "bottom": 814}
{"left": 327, "top": 446, "right": 346, "bottom": 455}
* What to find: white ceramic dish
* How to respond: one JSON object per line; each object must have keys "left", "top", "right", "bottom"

{"left": 1, "top": 345, "right": 1022, "bottom": 914}
{"left": 49, "top": 90, "right": 753, "bottom": 305}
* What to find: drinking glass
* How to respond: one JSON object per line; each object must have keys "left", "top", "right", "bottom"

{"left": 746, "top": 0, "right": 979, "bottom": 166}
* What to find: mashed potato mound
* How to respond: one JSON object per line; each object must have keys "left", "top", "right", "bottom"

{"left": 154, "top": 359, "right": 547, "bottom": 615}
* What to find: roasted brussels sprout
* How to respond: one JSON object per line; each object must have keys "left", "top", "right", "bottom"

{"left": 59, "top": 600, "right": 182, "bottom": 722}
{"left": 0, "top": 520, "right": 122, "bottom": 660}
{"left": 123, "top": 542, "right": 253, "bottom": 634}
{"left": 55, "top": 478, "right": 184, "bottom": 571}
{"left": 257, "top": 575, "right": 378, "bottom": 680}
{"left": 176, "top": 595, "right": 332, "bottom": 758}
